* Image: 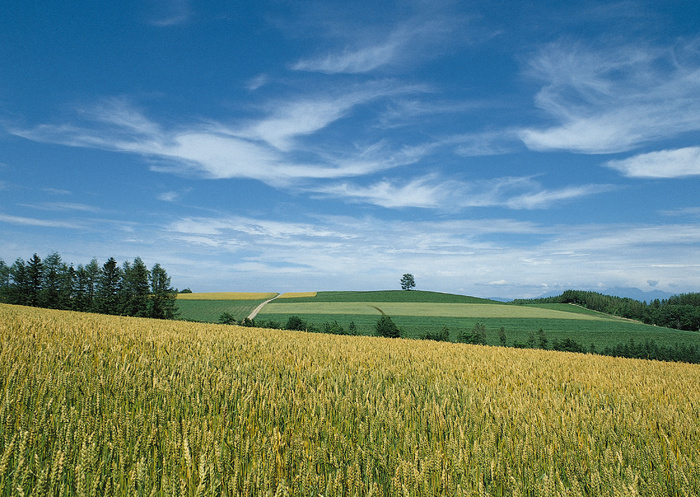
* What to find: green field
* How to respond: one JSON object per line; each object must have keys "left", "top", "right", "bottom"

{"left": 176, "top": 299, "right": 268, "bottom": 322}
{"left": 255, "top": 291, "right": 700, "bottom": 350}
{"left": 262, "top": 301, "right": 618, "bottom": 320}
{"left": 174, "top": 290, "right": 700, "bottom": 350}
{"left": 278, "top": 290, "right": 495, "bottom": 303}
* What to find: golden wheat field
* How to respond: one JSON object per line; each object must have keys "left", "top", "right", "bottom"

{"left": 278, "top": 292, "right": 318, "bottom": 299}
{"left": 1, "top": 304, "right": 699, "bottom": 496}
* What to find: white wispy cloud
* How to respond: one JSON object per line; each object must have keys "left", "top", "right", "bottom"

{"left": 157, "top": 191, "right": 180, "bottom": 202}
{"left": 0, "top": 213, "right": 84, "bottom": 229}
{"left": 313, "top": 175, "right": 611, "bottom": 210}
{"left": 246, "top": 74, "right": 269, "bottom": 91}
{"left": 42, "top": 187, "right": 72, "bottom": 195}
{"left": 505, "top": 184, "right": 614, "bottom": 209}
{"left": 519, "top": 40, "right": 700, "bottom": 153}
{"left": 314, "top": 176, "right": 447, "bottom": 208}
{"left": 290, "top": 14, "right": 471, "bottom": 75}
{"left": 10, "top": 90, "right": 415, "bottom": 186}
{"left": 144, "top": 0, "right": 191, "bottom": 26}
{"left": 19, "top": 202, "right": 101, "bottom": 213}
{"left": 292, "top": 36, "right": 402, "bottom": 74}
{"left": 241, "top": 83, "right": 408, "bottom": 151}
{"left": 659, "top": 206, "right": 700, "bottom": 217}
{"left": 604, "top": 147, "right": 700, "bottom": 178}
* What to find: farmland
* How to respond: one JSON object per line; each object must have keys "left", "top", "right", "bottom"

{"left": 255, "top": 291, "right": 700, "bottom": 350}
{"left": 176, "top": 293, "right": 278, "bottom": 322}
{"left": 1, "top": 303, "right": 699, "bottom": 495}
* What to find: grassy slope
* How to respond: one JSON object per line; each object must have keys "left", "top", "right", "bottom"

{"left": 279, "top": 290, "right": 495, "bottom": 303}
{"left": 176, "top": 292, "right": 278, "bottom": 300}
{"left": 257, "top": 290, "right": 700, "bottom": 349}
{"left": 176, "top": 299, "right": 269, "bottom": 322}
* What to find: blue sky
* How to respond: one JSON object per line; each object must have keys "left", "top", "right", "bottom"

{"left": 1, "top": 1, "right": 700, "bottom": 298}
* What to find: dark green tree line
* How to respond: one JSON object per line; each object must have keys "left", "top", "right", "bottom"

{"left": 514, "top": 289, "right": 700, "bottom": 331}
{"left": 0, "top": 253, "right": 177, "bottom": 319}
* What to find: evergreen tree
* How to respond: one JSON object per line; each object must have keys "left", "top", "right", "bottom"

{"left": 149, "top": 263, "right": 177, "bottom": 319}
{"left": 119, "top": 257, "right": 151, "bottom": 316}
{"left": 8, "top": 259, "right": 29, "bottom": 305}
{"left": 0, "top": 259, "right": 9, "bottom": 302}
{"left": 458, "top": 322, "right": 487, "bottom": 345}
{"left": 26, "top": 253, "right": 43, "bottom": 307}
{"left": 526, "top": 331, "right": 537, "bottom": 349}
{"left": 40, "top": 252, "right": 70, "bottom": 309}
{"left": 85, "top": 258, "right": 100, "bottom": 311}
{"left": 73, "top": 264, "right": 91, "bottom": 311}
{"left": 537, "top": 328, "right": 548, "bottom": 349}
{"left": 498, "top": 326, "right": 507, "bottom": 346}
{"left": 97, "top": 257, "right": 122, "bottom": 314}
{"left": 376, "top": 315, "right": 401, "bottom": 338}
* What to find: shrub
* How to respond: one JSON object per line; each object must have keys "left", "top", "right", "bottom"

{"left": 218, "top": 312, "right": 237, "bottom": 325}
{"left": 376, "top": 315, "right": 401, "bottom": 338}
{"left": 285, "top": 315, "right": 306, "bottom": 331}
{"left": 423, "top": 326, "right": 450, "bottom": 342}
{"left": 322, "top": 320, "right": 346, "bottom": 335}
{"left": 458, "top": 322, "right": 487, "bottom": 345}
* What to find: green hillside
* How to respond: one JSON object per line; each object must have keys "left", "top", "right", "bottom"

{"left": 175, "top": 289, "right": 700, "bottom": 355}
{"left": 177, "top": 299, "right": 269, "bottom": 322}
{"left": 256, "top": 291, "right": 700, "bottom": 351}
{"left": 277, "top": 290, "right": 496, "bottom": 303}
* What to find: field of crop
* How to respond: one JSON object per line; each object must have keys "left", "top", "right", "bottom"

{"left": 278, "top": 290, "right": 495, "bottom": 303}
{"left": 176, "top": 292, "right": 278, "bottom": 301}
{"left": 176, "top": 299, "right": 269, "bottom": 322}
{"left": 261, "top": 302, "right": 618, "bottom": 320}
{"left": 278, "top": 292, "right": 317, "bottom": 299}
{"left": 1, "top": 303, "right": 699, "bottom": 495}
{"left": 256, "top": 292, "right": 700, "bottom": 349}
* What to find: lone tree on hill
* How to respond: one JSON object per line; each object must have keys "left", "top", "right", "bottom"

{"left": 400, "top": 273, "right": 416, "bottom": 291}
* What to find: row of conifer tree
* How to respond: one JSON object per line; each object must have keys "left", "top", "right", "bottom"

{"left": 0, "top": 252, "right": 178, "bottom": 319}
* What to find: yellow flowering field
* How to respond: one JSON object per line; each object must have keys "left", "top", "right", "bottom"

{"left": 278, "top": 292, "right": 318, "bottom": 299}
{"left": 1, "top": 303, "right": 699, "bottom": 496}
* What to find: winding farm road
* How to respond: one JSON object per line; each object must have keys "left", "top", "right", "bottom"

{"left": 247, "top": 294, "right": 280, "bottom": 320}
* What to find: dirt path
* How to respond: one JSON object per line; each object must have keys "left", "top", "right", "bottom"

{"left": 248, "top": 294, "right": 280, "bottom": 320}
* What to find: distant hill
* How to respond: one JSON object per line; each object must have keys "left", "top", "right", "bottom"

{"left": 600, "top": 287, "right": 675, "bottom": 302}
{"left": 534, "top": 287, "right": 675, "bottom": 303}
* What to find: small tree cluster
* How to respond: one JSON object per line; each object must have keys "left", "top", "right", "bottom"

{"left": 458, "top": 322, "right": 487, "bottom": 345}
{"left": 422, "top": 326, "right": 450, "bottom": 342}
{"left": 376, "top": 315, "right": 401, "bottom": 338}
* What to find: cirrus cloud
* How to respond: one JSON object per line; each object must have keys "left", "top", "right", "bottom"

{"left": 604, "top": 147, "right": 700, "bottom": 178}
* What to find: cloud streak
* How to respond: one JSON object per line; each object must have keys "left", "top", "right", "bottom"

{"left": 0, "top": 213, "right": 84, "bottom": 229}
{"left": 313, "top": 175, "right": 611, "bottom": 210}
{"left": 10, "top": 90, "right": 417, "bottom": 187}
{"left": 604, "top": 147, "right": 700, "bottom": 178}
{"left": 290, "top": 15, "right": 468, "bottom": 75}
{"left": 519, "top": 40, "right": 700, "bottom": 154}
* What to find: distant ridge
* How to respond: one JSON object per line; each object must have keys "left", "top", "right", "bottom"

{"left": 600, "top": 287, "right": 675, "bottom": 302}
{"left": 533, "top": 287, "right": 676, "bottom": 303}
